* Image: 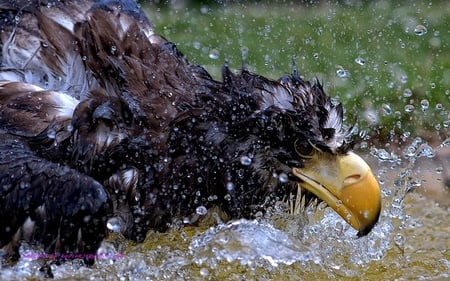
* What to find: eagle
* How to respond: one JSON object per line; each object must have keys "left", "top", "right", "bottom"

{"left": 0, "top": 0, "right": 381, "bottom": 263}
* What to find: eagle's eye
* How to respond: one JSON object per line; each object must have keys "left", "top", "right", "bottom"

{"left": 294, "top": 139, "right": 314, "bottom": 158}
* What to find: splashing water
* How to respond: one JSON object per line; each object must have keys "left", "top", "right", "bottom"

{"left": 1, "top": 139, "right": 449, "bottom": 280}
{"left": 189, "top": 219, "right": 321, "bottom": 268}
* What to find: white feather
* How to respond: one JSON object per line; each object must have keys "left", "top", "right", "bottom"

{"left": 51, "top": 91, "right": 80, "bottom": 118}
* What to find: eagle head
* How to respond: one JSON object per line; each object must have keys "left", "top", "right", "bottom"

{"left": 170, "top": 66, "right": 381, "bottom": 236}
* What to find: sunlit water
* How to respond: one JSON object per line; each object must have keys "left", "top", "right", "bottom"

{"left": 1, "top": 138, "right": 448, "bottom": 280}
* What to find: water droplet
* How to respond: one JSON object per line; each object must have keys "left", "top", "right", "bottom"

{"left": 363, "top": 210, "right": 370, "bottom": 219}
{"left": 110, "top": 45, "right": 117, "bottom": 54}
{"left": 209, "top": 49, "right": 219, "bottom": 59}
{"left": 196, "top": 206, "right": 208, "bottom": 216}
{"left": 389, "top": 202, "right": 403, "bottom": 218}
{"left": 200, "top": 6, "right": 209, "bottom": 14}
{"left": 414, "top": 24, "right": 427, "bottom": 36}
{"left": 403, "top": 88, "right": 413, "bottom": 97}
{"left": 404, "top": 104, "right": 415, "bottom": 113}
{"left": 66, "top": 124, "right": 74, "bottom": 132}
{"left": 41, "top": 42, "right": 49, "bottom": 48}
{"left": 359, "top": 130, "right": 367, "bottom": 138}
{"left": 106, "top": 217, "right": 122, "bottom": 232}
{"left": 400, "top": 75, "right": 408, "bottom": 84}
{"left": 199, "top": 268, "right": 210, "bottom": 276}
{"left": 435, "top": 167, "right": 444, "bottom": 174}
{"left": 360, "top": 141, "right": 368, "bottom": 149}
{"left": 264, "top": 54, "right": 271, "bottom": 66}
{"left": 381, "top": 104, "right": 392, "bottom": 115}
{"left": 382, "top": 188, "right": 392, "bottom": 197}
{"left": 394, "top": 233, "right": 405, "bottom": 248}
{"left": 240, "top": 46, "right": 249, "bottom": 60}
{"left": 364, "top": 109, "right": 379, "bottom": 125}
{"left": 393, "top": 179, "right": 405, "bottom": 187}
{"left": 372, "top": 148, "right": 397, "bottom": 162}
{"left": 279, "top": 173, "right": 289, "bottom": 183}
{"left": 336, "top": 67, "right": 350, "bottom": 78}
{"left": 346, "top": 214, "right": 353, "bottom": 222}
{"left": 207, "top": 195, "right": 218, "bottom": 201}
{"left": 355, "top": 57, "right": 365, "bottom": 66}
{"left": 240, "top": 155, "right": 252, "bottom": 166}
{"left": 444, "top": 120, "right": 450, "bottom": 128}
{"left": 47, "top": 129, "right": 56, "bottom": 139}
{"left": 420, "top": 99, "right": 429, "bottom": 111}
{"left": 417, "top": 144, "right": 435, "bottom": 158}
{"left": 226, "top": 182, "right": 235, "bottom": 191}
{"left": 313, "top": 52, "right": 319, "bottom": 59}
{"left": 405, "top": 145, "right": 417, "bottom": 157}
{"left": 286, "top": 37, "right": 294, "bottom": 45}
{"left": 192, "top": 41, "right": 201, "bottom": 49}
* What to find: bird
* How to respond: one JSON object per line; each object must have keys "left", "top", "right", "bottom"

{"left": 0, "top": 0, "right": 381, "bottom": 264}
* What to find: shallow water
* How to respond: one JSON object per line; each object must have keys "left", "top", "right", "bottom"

{"left": 1, "top": 139, "right": 448, "bottom": 280}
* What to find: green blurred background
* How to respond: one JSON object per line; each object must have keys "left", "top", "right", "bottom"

{"left": 142, "top": 0, "right": 449, "bottom": 145}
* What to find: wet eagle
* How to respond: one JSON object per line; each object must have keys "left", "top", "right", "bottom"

{"left": 0, "top": 0, "right": 381, "bottom": 263}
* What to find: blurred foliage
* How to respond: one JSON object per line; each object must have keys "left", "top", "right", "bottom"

{"left": 142, "top": 0, "right": 449, "bottom": 144}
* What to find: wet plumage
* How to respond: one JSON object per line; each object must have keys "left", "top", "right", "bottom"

{"left": 0, "top": 0, "right": 381, "bottom": 264}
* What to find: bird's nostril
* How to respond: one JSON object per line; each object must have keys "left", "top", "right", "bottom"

{"left": 344, "top": 174, "right": 361, "bottom": 185}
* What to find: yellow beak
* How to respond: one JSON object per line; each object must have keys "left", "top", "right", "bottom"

{"left": 292, "top": 152, "right": 381, "bottom": 236}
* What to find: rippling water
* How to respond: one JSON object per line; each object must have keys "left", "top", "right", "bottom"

{"left": 1, "top": 139, "right": 449, "bottom": 280}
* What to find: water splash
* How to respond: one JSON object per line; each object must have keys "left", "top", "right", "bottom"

{"left": 189, "top": 219, "right": 321, "bottom": 268}
{"left": 301, "top": 208, "right": 394, "bottom": 272}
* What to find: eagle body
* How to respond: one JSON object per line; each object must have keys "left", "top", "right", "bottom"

{"left": 0, "top": 0, "right": 381, "bottom": 263}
